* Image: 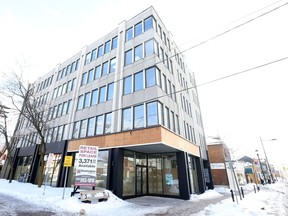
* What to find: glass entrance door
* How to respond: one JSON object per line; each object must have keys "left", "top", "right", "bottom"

{"left": 136, "top": 165, "right": 147, "bottom": 195}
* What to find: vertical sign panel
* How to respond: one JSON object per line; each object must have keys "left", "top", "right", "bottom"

{"left": 74, "top": 145, "right": 98, "bottom": 187}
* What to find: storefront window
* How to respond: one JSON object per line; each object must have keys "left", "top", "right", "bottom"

{"left": 67, "top": 150, "right": 109, "bottom": 189}
{"left": 163, "top": 153, "right": 179, "bottom": 196}
{"left": 148, "top": 154, "right": 163, "bottom": 194}
{"left": 43, "top": 154, "right": 62, "bottom": 187}
{"left": 123, "top": 150, "right": 135, "bottom": 196}
{"left": 14, "top": 156, "right": 33, "bottom": 182}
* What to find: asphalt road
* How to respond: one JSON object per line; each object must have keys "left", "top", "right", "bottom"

{"left": 0, "top": 193, "right": 74, "bottom": 216}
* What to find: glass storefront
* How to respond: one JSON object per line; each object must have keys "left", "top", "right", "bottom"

{"left": 123, "top": 150, "right": 179, "bottom": 197}
{"left": 14, "top": 156, "right": 33, "bottom": 182}
{"left": 67, "top": 150, "right": 109, "bottom": 188}
{"left": 43, "top": 154, "right": 62, "bottom": 186}
{"left": 188, "top": 155, "right": 199, "bottom": 194}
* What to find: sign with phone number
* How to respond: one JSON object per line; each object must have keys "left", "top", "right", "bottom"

{"left": 74, "top": 145, "right": 99, "bottom": 187}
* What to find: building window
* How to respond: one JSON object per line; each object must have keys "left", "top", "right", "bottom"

{"left": 134, "top": 44, "right": 143, "bottom": 61}
{"left": 126, "top": 27, "right": 133, "bottom": 41}
{"left": 146, "top": 67, "right": 156, "bottom": 88}
{"left": 134, "top": 71, "right": 143, "bottom": 92}
{"left": 81, "top": 72, "right": 88, "bottom": 86}
{"left": 87, "top": 117, "right": 95, "bottom": 136}
{"left": 79, "top": 119, "right": 87, "bottom": 138}
{"left": 122, "top": 108, "right": 132, "bottom": 130}
{"left": 67, "top": 99, "right": 73, "bottom": 114}
{"left": 94, "top": 65, "right": 101, "bottom": 79}
{"left": 96, "top": 115, "right": 104, "bottom": 135}
{"left": 102, "top": 61, "right": 109, "bottom": 76}
{"left": 165, "top": 106, "right": 170, "bottom": 129}
{"left": 109, "top": 58, "right": 116, "bottom": 73}
{"left": 162, "top": 74, "right": 167, "bottom": 93}
{"left": 175, "top": 114, "right": 180, "bottom": 134}
{"left": 88, "top": 69, "right": 94, "bottom": 83}
{"left": 104, "top": 40, "right": 111, "bottom": 54}
{"left": 134, "top": 104, "right": 144, "bottom": 128}
{"left": 62, "top": 101, "right": 68, "bottom": 116}
{"left": 145, "top": 39, "right": 154, "bottom": 56}
{"left": 98, "top": 44, "right": 103, "bottom": 57}
{"left": 104, "top": 113, "right": 112, "bottom": 133}
{"left": 72, "top": 121, "right": 80, "bottom": 139}
{"left": 85, "top": 52, "right": 91, "bottom": 65}
{"left": 91, "top": 48, "right": 97, "bottom": 61}
{"left": 107, "top": 82, "right": 114, "bottom": 101}
{"left": 84, "top": 92, "right": 91, "bottom": 108}
{"left": 77, "top": 95, "right": 84, "bottom": 110}
{"left": 91, "top": 89, "right": 98, "bottom": 106}
{"left": 144, "top": 16, "right": 155, "bottom": 31}
{"left": 123, "top": 75, "right": 132, "bottom": 95}
{"left": 134, "top": 22, "right": 142, "bottom": 37}
{"left": 146, "top": 101, "right": 158, "bottom": 126}
{"left": 125, "top": 49, "right": 133, "bottom": 66}
{"left": 98, "top": 86, "right": 106, "bottom": 103}
{"left": 112, "top": 36, "right": 118, "bottom": 49}
{"left": 57, "top": 103, "right": 63, "bottom": 117}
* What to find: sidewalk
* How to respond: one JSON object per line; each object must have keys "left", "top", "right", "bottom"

{"left": 127, "top": 193, "right": 232, "bottom": 216}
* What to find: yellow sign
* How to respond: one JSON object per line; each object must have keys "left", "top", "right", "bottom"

{"left": 64, "top": 156, "right": 73, "bottom": 167}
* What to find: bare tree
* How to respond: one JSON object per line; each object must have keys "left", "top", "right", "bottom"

{"left": 1, "top": 69, "right": 50, "bottom": 187}
{"left": 0, "top": 104, "right": 15, "bottom": 183}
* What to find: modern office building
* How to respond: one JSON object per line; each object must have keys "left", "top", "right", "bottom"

{"left": 2, "top": 7, "right": 213, "bottom": 200}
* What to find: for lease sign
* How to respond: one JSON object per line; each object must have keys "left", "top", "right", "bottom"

{"left": 74, "top": 145, "right": 99, "bottom": 187}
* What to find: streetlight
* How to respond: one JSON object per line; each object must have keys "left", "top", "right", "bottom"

{"left": 260, "top": 137, "right": 276, "bottom": 183}
{"left": 255, "top": 150, "right": 266, "bottom": 184}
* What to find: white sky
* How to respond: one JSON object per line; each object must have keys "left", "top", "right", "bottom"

{"left": 0, "top": 0, "right": 287, "bottom": 166}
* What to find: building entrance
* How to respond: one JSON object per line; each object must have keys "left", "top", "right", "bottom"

{"left": 136, "top": 165, "right": 147, "bottom": 195}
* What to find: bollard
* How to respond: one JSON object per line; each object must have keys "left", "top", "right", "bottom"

{"left": 253, "top": 185, "right": 256, "bottom": 193}
{"left": 230, "top": 189, "right": 235, "bottom": 202}
{"left": 241, "top": 187, "right": 244, "bottom": 198}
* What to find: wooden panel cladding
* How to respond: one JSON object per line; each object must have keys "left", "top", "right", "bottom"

{"left": 68, "top": 126, "right": 200, "bottom": 156}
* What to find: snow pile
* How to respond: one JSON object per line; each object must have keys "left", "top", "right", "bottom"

{"left": 194, "top": 180, "right": 288, "bottom": 215}
{"left": 190, "top": 189, "right": 223, "bottom": 202}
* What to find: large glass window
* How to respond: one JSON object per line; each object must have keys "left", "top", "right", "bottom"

{"left": 77, "top": 95, "right": 84, "bottom": 110}
{"left": 104, "top": 40, "right": 111, "bottom": 54}
{"left": 107, "top": 83, "right": 114, "bottom": 100}
{"left": 87, "top": 117, "right": 95, "bottom": 136}
{"left": 112, "top": 36, "right": 118, "bottom": 49}
{"left": 134, "top": 44, "right": 143, "bottom": 61}
{"left": 122, "top": 108, "right": 132, "bottom": 130}
{"left": 81, "top": 72, "right": 88, "bottom": 86}
{"left": 104, "top": 113, "right": 112, "bottom": 133}
{"left": 134, "top": 22, "right": 142, "bottom": 37}
{"left": 91, "top": 48, "right": 97, "bottom": 61}
{"left": 102, "top": 61, "right": 109, "bottom": 76}
{"left": 146, "top": 101, "right": 158, "bottom": 126}
{"left": 125, "top": 49, "right": 133, "bottom": 66}
{"left": 146, "top": 67, "right": 156, "bottom": 88}
{"left": 99, "top": 86, "right": 106, "bottom": 103}
{"left": 94, "top": 65, "right": 101, "bottom": 80}
{"left": 98, "top": 44, "right": 103, "bottom": 57}
{"left": 126, "top": 27, "right": 133, "bottom": 41}
{"left": 109, "top": 58, "right": 116, "bottom": 73}
{"left": 96, "top": 115, "right": 104, "bottom": 135}
{"left": 88, "top": 69, "right": 94, "bottom": 83}
{"left": 67, "top": 99, "right": 73, "bottom": 114}
{"left": 72, "top": 121, "right": 80, "bottom": 139}
{"left": 148, "top": 154, "right": 163, "bottom": 194}
{"left": 79, "top": 119, "right": 87, "bottom": 138}
{"left": 163, "top": 153, "right": 179, "bottom": 196}
{"left": 145, "top": 39, "right": 154, "bottom": 56}
{"left": 134, "top": 71, "right": 143, "bottom": 92}
{"left": 85, "top": 52, "right": 91, "bottom": 65}
{"left": 84, "top": 92, "right": 91, "bottom": 108}
{"left": 144, "top": 16, "right": 155, "bottom": 31}
{"left": 62, "top": 101, "right": 68, "bottom": 115}
{"left": 123, "top": 150, "right": 135, "bottom": 196}
{"left": 188, "top": 156, "right": 199, "bottom": 194}
{"left": 134, "top": 105, "right": 144, "bottom": 128}
{"left": 91, "top": 89, "right": 98, "bottom": 106}
{"left": 123, "top": 75, "right": 132, "bottom": 95}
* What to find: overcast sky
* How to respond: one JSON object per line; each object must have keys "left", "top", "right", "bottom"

{"left": 0, "top": 0, "right": 287, "bottom": 166}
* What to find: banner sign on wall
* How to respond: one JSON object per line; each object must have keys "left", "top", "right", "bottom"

{"left": 74, "top": 145, "right": 99, "bottom": 187}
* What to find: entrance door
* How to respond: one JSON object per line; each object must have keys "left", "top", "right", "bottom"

{"left": 136, "top": 165, "right": 147, "bottom": 195}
